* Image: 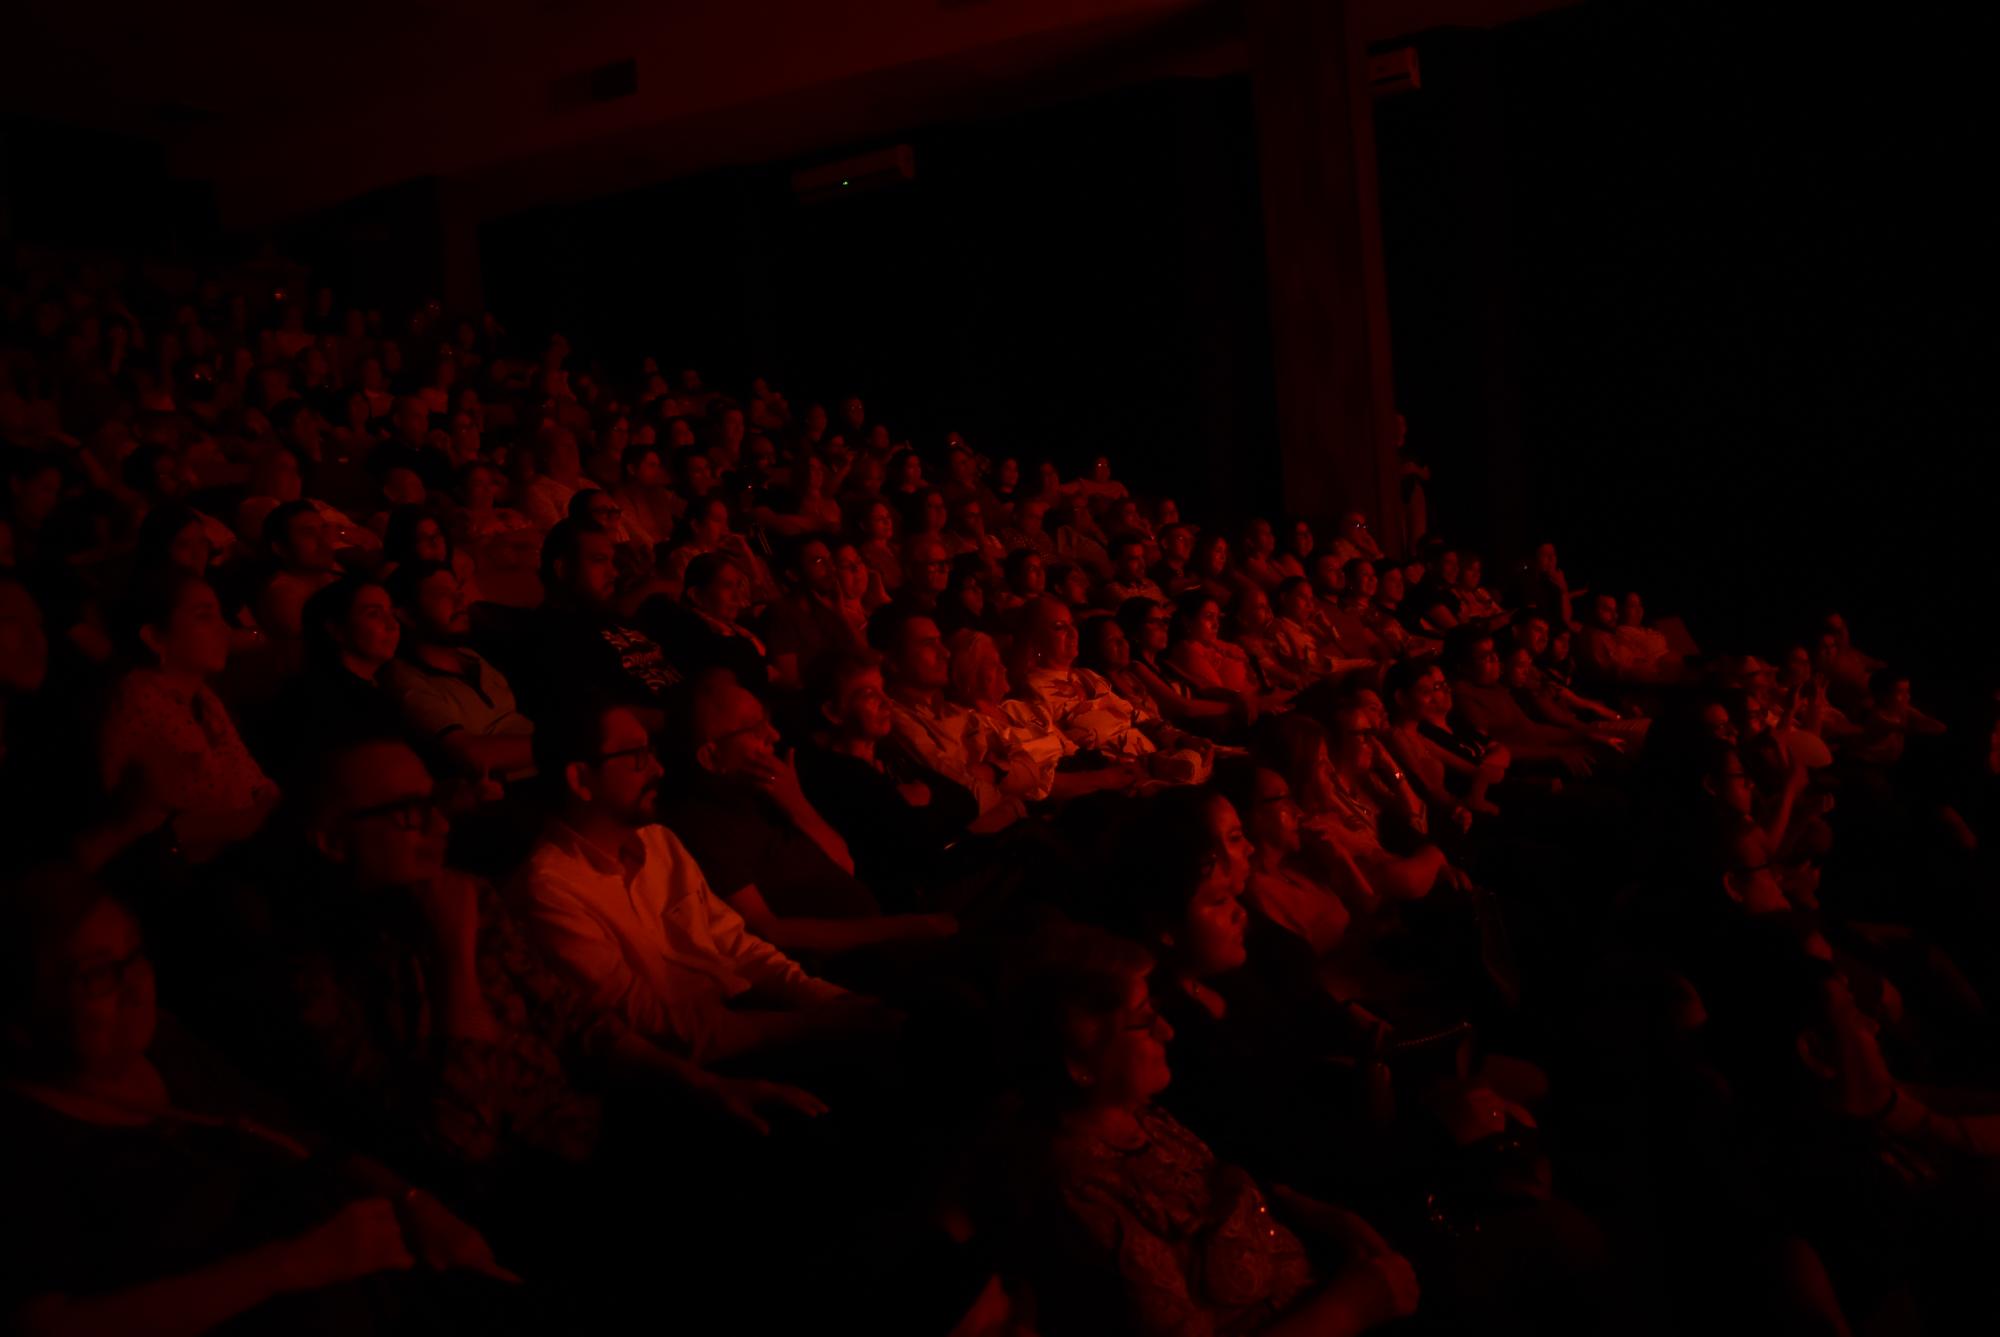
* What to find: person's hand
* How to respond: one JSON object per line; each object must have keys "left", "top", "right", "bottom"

{"left": 1561, "top": 749, "right": 1595, "bottom": 779}
{"left": 399, "top": 1190, "right": 521, "bottom": 1283}
{"left": 744, "top": 746, "right": 813, "bottom": 817}
{"left": 696, "top": 1073, "right": 830, "bottom": 1137}
{"left": 1331, "top": 1250, "right": 1421, "bottom": 1327}
{"left": 895, "top": 780, "right": 934, "bottom": 807}
{"left": 279, "top": 1199, "right": 416, "bottom": 1291}
{"left": 897, "top": 912, "right": 960, "bottom": 942}
{"left": 1485, "top": 744, "right": 1513, "bottom": 772}
{"left": 1450, "top": 804, "right": 1475, "bottom": 834}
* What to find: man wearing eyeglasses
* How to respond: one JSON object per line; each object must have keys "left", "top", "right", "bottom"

{"left": 519, "top": 699, "right": 884, "bottom": 1067}
{"left": 250, "top": 737, "right": 827, "bottom": 1184}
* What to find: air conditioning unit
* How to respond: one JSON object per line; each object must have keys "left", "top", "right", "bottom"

{"left": 1367, "top": 47, "right": 1421, "bottom": 96}
{"left": 792, "top": 145, "right": 917, "bottom": 205}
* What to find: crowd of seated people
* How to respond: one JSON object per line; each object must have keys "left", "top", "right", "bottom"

{"left": 4, "top": 251, "right": 1999, "bottom": 1336}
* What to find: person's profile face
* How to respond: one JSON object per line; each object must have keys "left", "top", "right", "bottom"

{"left": 1592, "top": 595, "right": 1619, "bottom": 629}
{"left": 704, "top": 563, "right": 753, "bottom": 624}
{"left": 899, "top": 617, "right": 950, "bottom": 690}
{"left": 998, "top": 458, "right": 1020, "bottom": 490}
{"left": 343, "top": 586, "right": 402, "bottom": 666}
{"left": 1470, "top": 640, "right": 1501, "bottom": 687}
{"left": 588, "top": 709, "right": 663, "bottom": 825}
{"left": 797, "top": 542, "right": 836, "bottom": 597}
{"left": 1379, "top": 567, "right": 1405, "bottom": 602}
{"left": 1074, "top": 970, "right": 1173, "bottom": 1108}
{"left": 832, "top": 546, "right": 869, "bottom": 601}
{"left": 900, "top": 455, "right": 927, "bottom": 488}
{"left": 569, "top": 531, "right": 619, "bottom": 606}
{"left": 694, "top": 500, "right": 730, "bottom": 545}
{"left": 416, "top": 569, "right": 470, "bottom": 638}
{"left": 1503, "top": 648, "right": 1536, "bottom": 690}
{"left": 167, "top": 521, "right": 212, "bottom": 576}
{"left": 413, "top": 519, "right": 448, "bottom": 564}
{"left": 633, "top": 451, "right": 668, "bottom": 488}
{"left": 837, "top": 668, "right": 895, "bottom": 740}
{"left": 1248, "top": 768, "right": 1301, "bottom": 856}
{"left": 1015, "top": 554, "right": 1046, "bottom": 596}
{"left": 1238, "top": 590, "right": 1272, "bottom": 631}
{"left": 155, "top": 580, "right": 230, "bottom": 677}
{"left": 1115, "top": 544, "right": 1147, "bottom": 582}
{"left": 866, "top": 503, "right": 895, "bottom": 543}
{"left": 709, "top": 688, "right": 779, "bottom": 776}
{"left": 464, "top": 466, "right": 500, "bottom": 508}
{"left": 52, "top": 899, "right": 157, "bottom": 1082}
{"left": 1035, "top": 602, "right": 1079, "bottom": 668}
{"left": 910, "top": 542, "right": 951, "bottom": 594}
{"left": 1290, "top": 522, "right": 1314, "bottom": 556}
{"left": 1279, "top": 584, "right": 1314, "bottom": 623}
{"left": 1416, "top": 668, "right": 1450, "bottom": 723}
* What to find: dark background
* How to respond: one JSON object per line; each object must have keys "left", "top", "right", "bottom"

{"left": 1378, "top": 0, "right": 2000, "bottom": 709}
{"left": 478, "top": 0, "right": 2000, "bottom": 708}
{"left": 480, "top": 77, "right": 1280, "bottom": 522}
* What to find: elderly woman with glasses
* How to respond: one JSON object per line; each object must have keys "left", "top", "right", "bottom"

{"left": 1016, "top": 914, "right": 1419, "bottom": 1337}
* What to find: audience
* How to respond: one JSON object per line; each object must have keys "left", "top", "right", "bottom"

{"left": 2, "top": 256, "right": 1986, "bottom": 1336}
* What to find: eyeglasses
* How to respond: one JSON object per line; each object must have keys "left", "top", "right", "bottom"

{"left": 74, "top": 947, "right": 150, "bottom": 1000}
{"left": 710, "top": 719, "right": 776, "bottom": 746}
{"left": 346, "top": 794, "right": 444, "bottom": 830}
{"left": 592, "top": 743, "right": 657, "bottom": 768}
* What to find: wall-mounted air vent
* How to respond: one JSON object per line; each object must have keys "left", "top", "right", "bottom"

{"left": 550, "top": 58, "right": 639, "bottom": 114}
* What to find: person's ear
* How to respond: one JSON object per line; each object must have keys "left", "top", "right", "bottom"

{"left": 1699, "top": 774, "right": 1720, "bottom": 801}
{"left": 564, "top": 761, "right": 594, "bottom": 804}
{"left": 1064, "top": 1055, "right": 1097, "bottom": 1091}
{"left": 137, "top": 623, "right": 168, "bottom": 662}
{"left": 1796, "top": 1028, "right": 1838, "bottom": 1080}
{"left": 309, "top": 823, "right": 350, "bottom": 866}
{"left": 819, "top": 698, "right": 843, "bottom": 730}
{"left": 694, "top": 740, "right": 722, "bottom": 775}
{"left": 1720, "top": 870, "right": 1746, "bottom": 905}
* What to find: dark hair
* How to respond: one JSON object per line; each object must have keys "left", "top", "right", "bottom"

{"left": 896, "top": 488, "right": 945, "bottom": 536}
{"left": 1381, "top": 657, "right": 1437, "bottom": 708}
{"left": 682, "top": 550, "right": 745, "bottom": 597}
{"left": 1168, "top": 588, "right": 1218, "bottom": 647}
{"left": 1002, "top": 546, "right": 1044, "bottom": 592}
{"left": 806, "top": 648, "right": 883, "bottom": 723}
{"left": 621, "top": 441, "right": 663, "bottom": 480}
{"left": 538, "top": 517, "right": 606, "bottom": 587}
{"left": 530, "top": 691, "right": 623, "bottom": 795}
{"left": 260, "top": 499, "right": 318, "bottom": 559}
{"left": 301, "top": 575, "right": 387, "bottom": 670}
{"left": 1249, "top": 713, "right": 1330, "bottom": 796}
{"left": 1107, "top": 786, "right": 1231, "bottom": 939}
{"left": 1274, "top": 576, "right": 1311, "bottom": 607}
{"left": 1442, "top": 624, "right": 1496, "bottom": 678}
{"left": 1011, "top": 919, "right": 1156, "bottom": 1111}
{"left": 382, "top": 504, "right": 449, "bottom": 567}
{"left": 384, "top": 558, "right": 453, "bottom": 613}
{"left": 133, "top": 502, "right": 209, "bottom": 571}
{"left": 867, "top": 602, "right": 931, "bottom": 656}
{"left": 1076, "top": 613, "right": 1123, "bottom": 674}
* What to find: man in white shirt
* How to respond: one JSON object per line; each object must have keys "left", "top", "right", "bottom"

{"left": 515, "top": 699, "right": 873, "bottom": 1063}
